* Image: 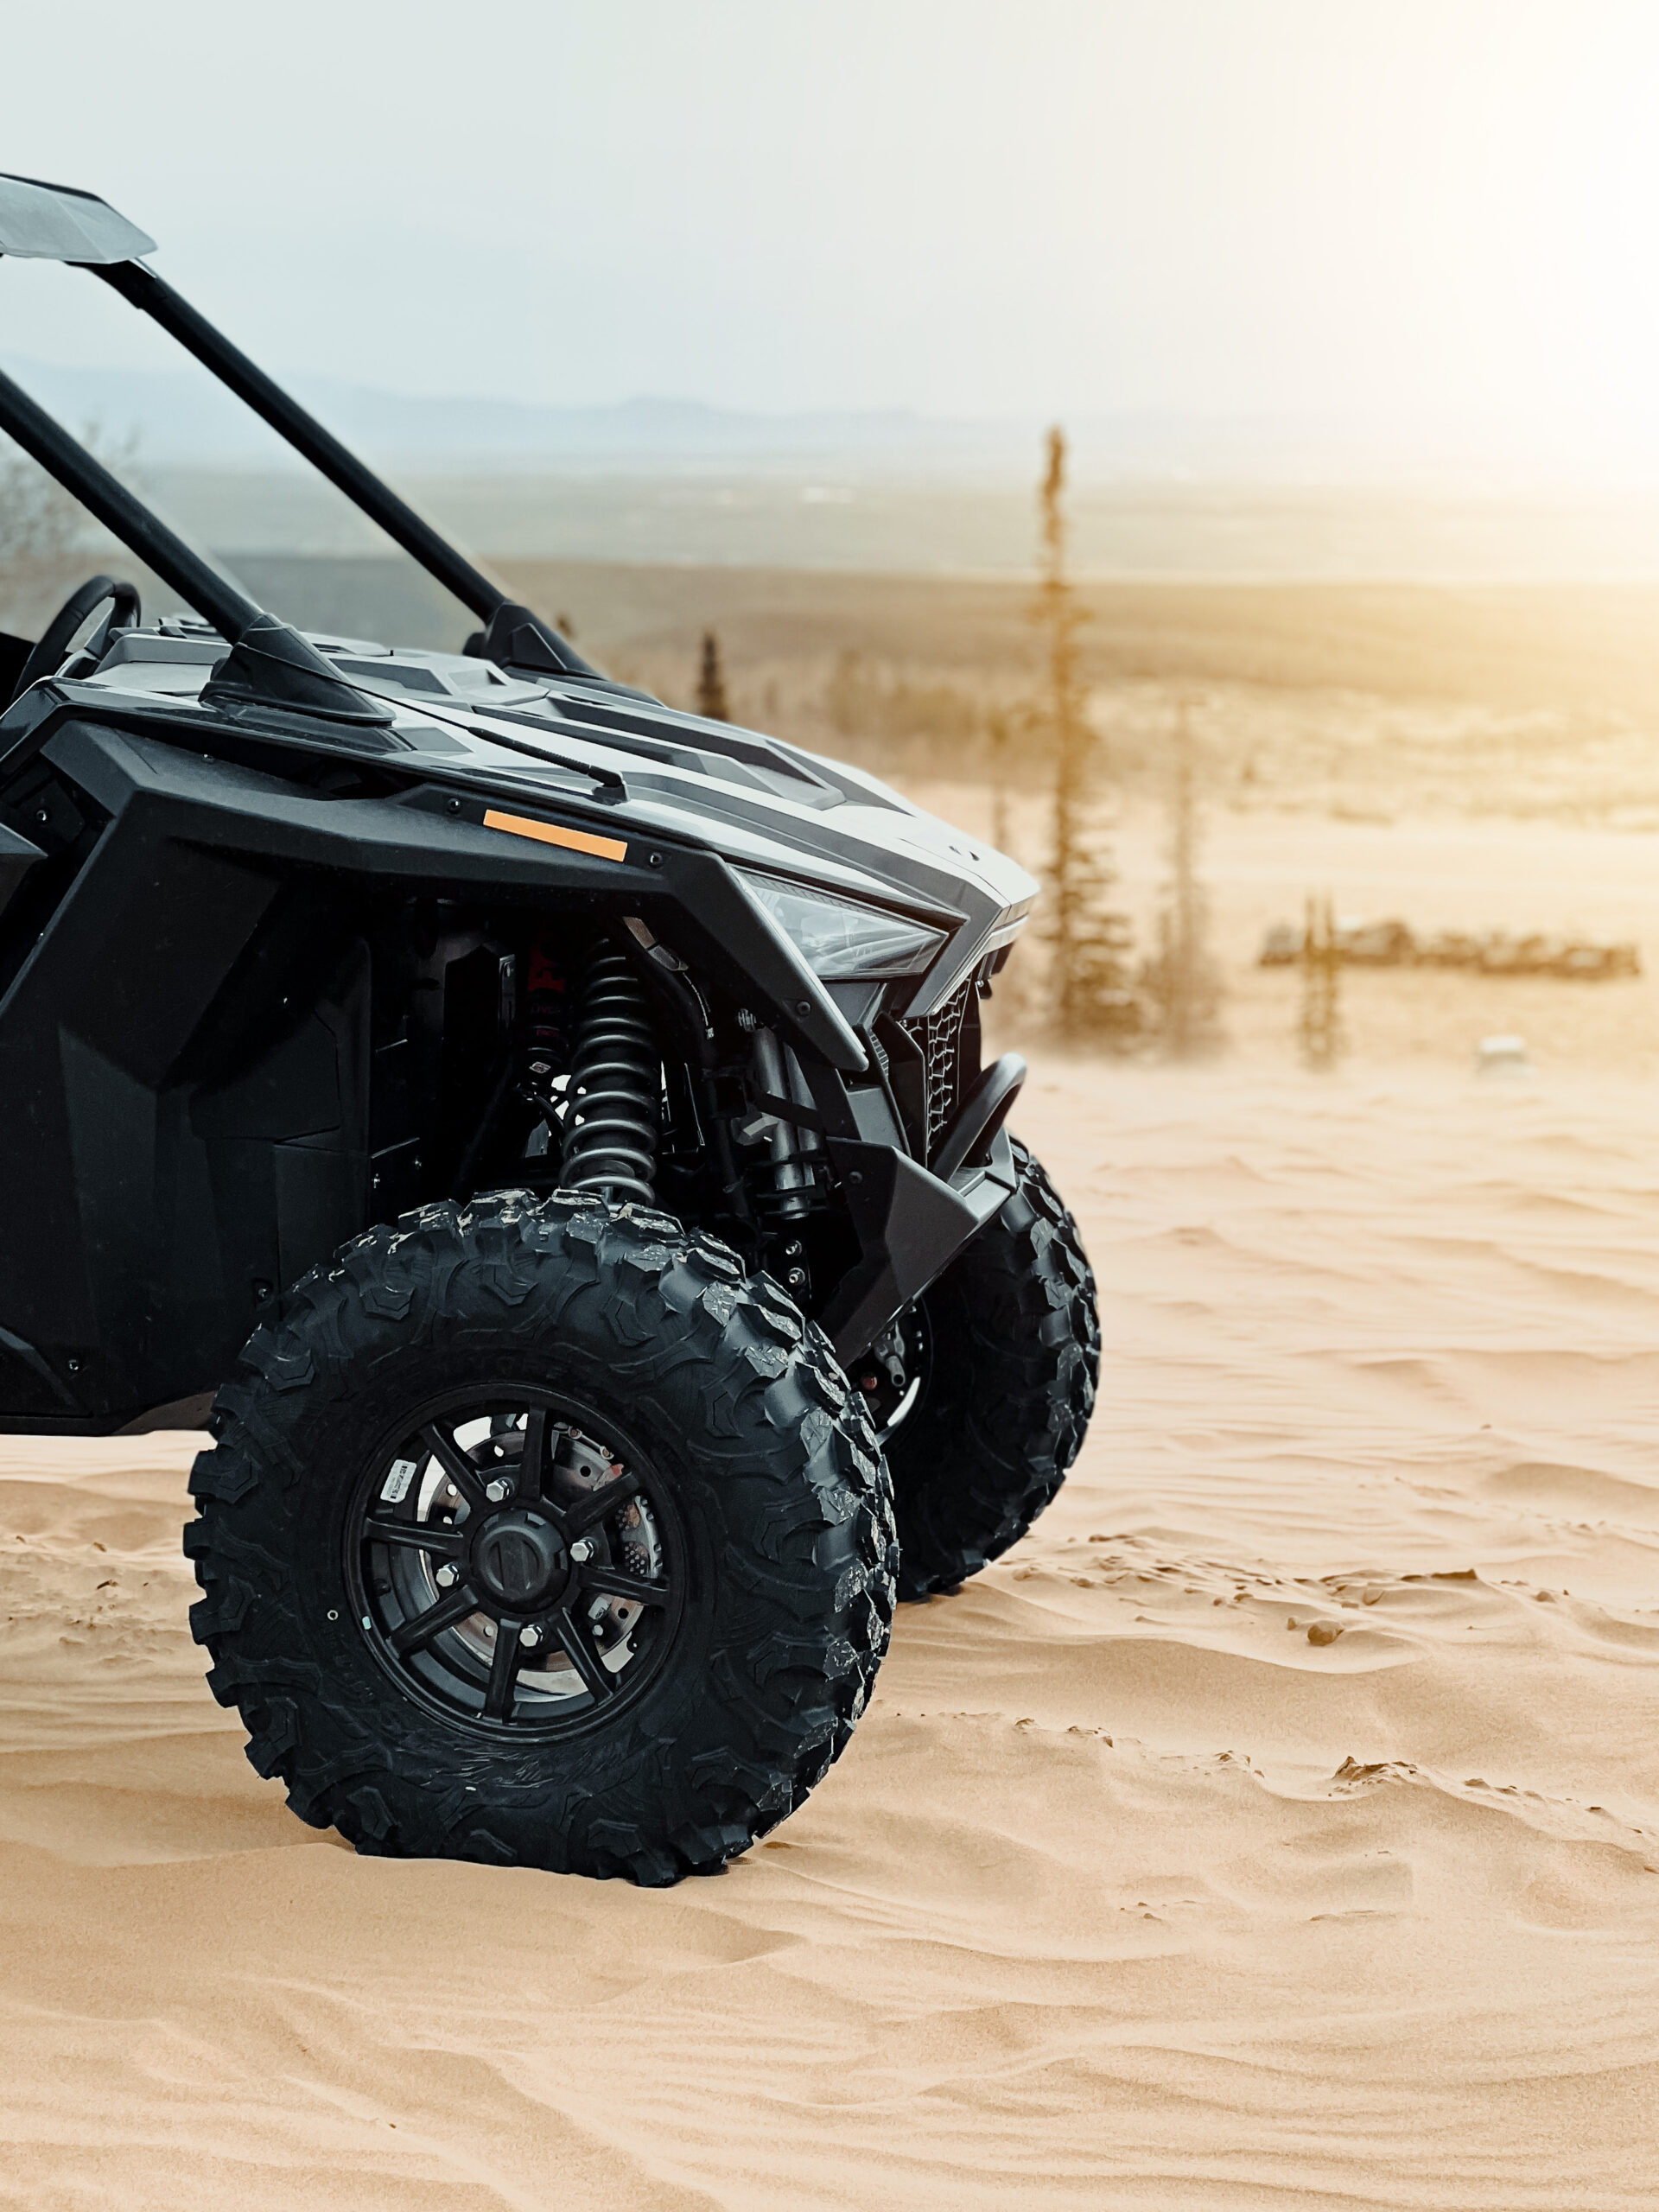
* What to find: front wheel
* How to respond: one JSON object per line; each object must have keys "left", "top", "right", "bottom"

{"left": 186, "top": 1193, "right": 898, "bottom": 1885}
{"left": 880, "top": 1139, "right": 1098, "bottom": 1599}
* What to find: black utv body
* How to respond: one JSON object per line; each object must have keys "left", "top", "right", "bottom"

{"left": 0, "top": 173, "right": 1097, "bottom": 1882}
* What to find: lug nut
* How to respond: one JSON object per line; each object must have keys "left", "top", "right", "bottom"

{"left": 569, "top": 1537, "right": 594, "bottom": 1563}
{"left": 435, "top": 1563, "right": 459, "bottom": 1587}
{"left": 485, "top": 1477, "right": 512, "bottom": 1503}
{"left": 520, "top": 1624, "right": 541, "bottom": 1649}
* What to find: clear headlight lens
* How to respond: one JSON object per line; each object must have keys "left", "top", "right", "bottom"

{"left": 736, "top": 868, "right": 947, "bottom": 980}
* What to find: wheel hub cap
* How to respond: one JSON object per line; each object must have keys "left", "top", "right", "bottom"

{"left": 471, "top": 1510, "right": 568, "bottom": 1609}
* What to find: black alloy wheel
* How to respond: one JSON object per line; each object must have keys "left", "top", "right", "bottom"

{"left": 853, "top": 1306, "right": 933, "bottom": 1449}
{"left": 350, "top": 1390, "right": 685, "bottom": 1733}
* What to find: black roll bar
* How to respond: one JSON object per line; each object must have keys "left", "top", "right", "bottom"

{"left": 0, "top": 168, "right": 599, "bottom": 705}
{"left": 0, "top": 360, "right": 388, "bottom": 725}
{"left": 89, "top": 260, "right": 601, "bottom": 683}
{"left": 0, "top": 360, "right": 257, "bottom": 639}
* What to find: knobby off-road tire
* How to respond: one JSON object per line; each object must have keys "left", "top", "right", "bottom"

{"left": 887, "top": 1139, "right": 1098, "bottom": 1599}
{"left": 186, "top": 1192, "right": 898, "bottom": 1885}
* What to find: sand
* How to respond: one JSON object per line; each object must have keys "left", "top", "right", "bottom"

{"left": 914, "top": 774, "right": 1659, "bottom": 1080}
{"left": 3, "top": 1046, "right": 1658, "bottom": 2209}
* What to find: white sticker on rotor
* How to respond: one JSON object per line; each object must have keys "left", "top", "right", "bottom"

{"left": 380, "top": 1457, "right": 420, "bottom": 1504}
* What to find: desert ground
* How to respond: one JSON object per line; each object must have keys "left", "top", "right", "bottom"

{"left": 4, "top": 567, "right": 1659, "bottom": 2204}
{"left": 3, "top": 1052, "right": 1658, "bottom": 2208}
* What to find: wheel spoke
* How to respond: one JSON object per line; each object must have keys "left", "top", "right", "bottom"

{"left": 363, "top": 1516, "right": 466, "bottom": 1559}
{"left": 482, "top": 1618, "right": 525, "bottom": 1720}
{"left": 515, "top": 1408, "right": 549, "bottom": 1503}
{"left": 360, "top": 1399, "right": 672, "bottom": 1727}
{"left": 556, "top": 1470, "right": 641, "bottom": 1541}
{"left": 577, "top": 1562, "right": 670, "bottom": 1607}
{"left": 554, "top": 1605, "right": 619, "bottom": 1700}
{"left": 390, "top": 1584, "right": 480, "bottom": 1657}
{"left": 421, "top": 1421, "right": 489, "bottom": 1513}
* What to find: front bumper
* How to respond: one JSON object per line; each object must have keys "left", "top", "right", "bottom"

{"left": 818, "top": 1117, "right": 1021, "bottom": 1363}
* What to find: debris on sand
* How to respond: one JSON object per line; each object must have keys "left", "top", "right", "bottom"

{"left": 1260, "top": 918, "right": 1639, "bottom": 978}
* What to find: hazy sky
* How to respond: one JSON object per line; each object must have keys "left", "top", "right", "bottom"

{"left": 6, "top": 1, "right": 1659, "bottom": 461}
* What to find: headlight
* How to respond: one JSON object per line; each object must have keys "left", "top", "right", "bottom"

{"left": 736, "top": 869, "right": 947, "bottom": 980}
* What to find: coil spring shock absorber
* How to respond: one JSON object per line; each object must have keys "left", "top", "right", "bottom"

{"left": 560, "top": 944, "right": 660, "bottom": 1205}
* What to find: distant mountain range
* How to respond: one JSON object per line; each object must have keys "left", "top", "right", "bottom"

{"left": 16, "top": 353, "right": 1654, "bottom": 580}
{"left": 0, "top": 354, "right": 1039, "bottom": 472}
{"left": 0, "top": 353, "right": 1491, "bottom": 482}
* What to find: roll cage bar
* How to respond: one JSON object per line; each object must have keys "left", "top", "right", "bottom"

{"left": 0, "top": 170, "right": 598, "bottom": 721}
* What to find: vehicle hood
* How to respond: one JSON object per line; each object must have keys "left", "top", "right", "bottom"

{"left": 79, "top": 630, "right": 1039, "bottom": 1013}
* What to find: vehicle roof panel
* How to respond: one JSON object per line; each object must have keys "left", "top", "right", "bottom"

{"left": 0, "top": 173, "right": 155, "bottom": 264}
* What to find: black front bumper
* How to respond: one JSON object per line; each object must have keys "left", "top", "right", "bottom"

{"left": 819, "top": 1114, "right": 1021, "bottom": 1363}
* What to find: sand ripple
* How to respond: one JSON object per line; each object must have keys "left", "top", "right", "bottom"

{"left": 3, "top": 1064, "right": 1657, "bottom": 2206}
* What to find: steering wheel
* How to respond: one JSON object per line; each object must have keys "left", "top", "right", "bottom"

{"left": 7, "top": 575, "right": 143, "bottom": 709}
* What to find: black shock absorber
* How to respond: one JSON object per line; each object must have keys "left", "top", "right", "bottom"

{"left": 560, "top": 943, "right": 660, "bottom": 1205}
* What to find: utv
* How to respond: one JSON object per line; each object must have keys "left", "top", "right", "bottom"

{"left": 0, "top": 173, "right": 1097, "bottom": 1883}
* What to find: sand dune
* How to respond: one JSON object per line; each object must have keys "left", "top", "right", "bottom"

{"left": 3, "top": 1062, "right": 1658, "bottom": 2207}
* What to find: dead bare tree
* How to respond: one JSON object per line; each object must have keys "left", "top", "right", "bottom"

{"left": 0, "top": 424, "right": 142, "bottom": 629}
{"left": 1036, "top": 426, "right": 1137, "bottom": 1045}
{"left": 0, "top": 436, "right": 86, "bottom": 574}
{"left": 696, "top": 629, "right": 729, "bottom": 721}
{"left": 987, "top": 705, "right": 1013, "bottom": 857}
{"left": 1141, "top": 698, "right": 1225, "bottom": 1056}
{"left": 1299, "top": 893, "right": 1344, "bottom": 1070}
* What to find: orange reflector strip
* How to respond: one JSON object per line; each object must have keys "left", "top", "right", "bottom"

{"left": 483, "top": 809, "right": 628, "bottom": 864}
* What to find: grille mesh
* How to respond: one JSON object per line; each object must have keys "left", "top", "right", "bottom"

{"left": 900, "top": 981, "right": 971, "bottom": 1155}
